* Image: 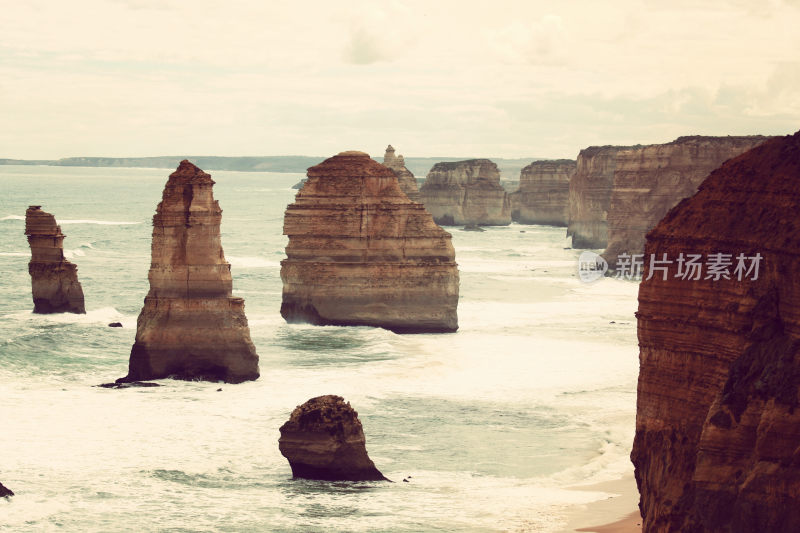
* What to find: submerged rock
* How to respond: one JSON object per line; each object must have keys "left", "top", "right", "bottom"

{"left": 632, "top": 131, "right": 800, "bottom": 532}
{"left": 278, "top": 395, "right": 388, "bottom": 481}
{"left": 0, "top": 481, "right": 13, "bottom": 498}
{"left": 462, "top": 223, "right": 484, "bottom": 232}
{"left": 382, "top": 145, "right": 420, "bottom": 202}
{"left": 281, "top": 150, "right": 459, "bottom": 333}
{"left": 108, "top": 322, "right": 123, "bottom": 328}
{"left": 97, "top": 380, "right": 161, "bottom": 389}
{"left": 419, "top": 159, "right": 511, "bottom": 226}
{"left": 24, "top": 206, "right": 85, "bottom": 314}
{"left": 509, "top": 159, "right": 576, "bottom": 226}
{"left": 122, "top": 160, "right": 259, "bottom": 384}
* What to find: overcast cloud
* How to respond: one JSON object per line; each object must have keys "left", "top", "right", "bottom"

{"left": 0, "top": 0, "right": 798, "bottom": 159}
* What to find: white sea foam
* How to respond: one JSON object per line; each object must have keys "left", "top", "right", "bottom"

{"left": 0, "top": 214, "right": 25, "bottom": 221}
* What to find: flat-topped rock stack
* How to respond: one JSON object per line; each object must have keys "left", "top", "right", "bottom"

{"left": 122, "top": 160, "right": 259, "bottom": 384}
{"left": 510, "top": 159, "right": 576, "bottom": 226}
{"left": 419, "top": 159, "right": 511, "bottom": 226}
{"left": 382, "top": 145, "right": 420, "bottom": 202}
{"left": 280, "top": 150, "right": 459, "bottom": 333}
{"left": 24, "top": 206, "right": 85, "bottom": 314}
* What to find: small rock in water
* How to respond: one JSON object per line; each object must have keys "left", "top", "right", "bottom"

{"left": 462, "top": 223, "right": 485, "bottom": 232}
{"left": 97, "top": 380, "right": 161, "bottom": 389}
{"left": 108, "top": 322, "right": 123, "bottom": 328}
{"left": 216, "top": 388, "right": 222, "bottom": 392}
{"left": 520, "top": 230, "right": 526, "bottom": 233}
{"left": 0, "top": 482, "right": 14, "bottom": 498}
{"left": 279, "top": 395, "right": 388, "bottom": 482}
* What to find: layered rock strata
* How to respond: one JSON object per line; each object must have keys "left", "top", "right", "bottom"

{"left": 279, "top": 395, "right": 388, "bottom": 481}
{"left": 280, "top": 151, "right": 459, "bottom": 333}
{"left": 24, "top": 206, "right": 86, "bottom": 314}
{"left": 382, "top": 145, "right": 420, "bottom": 202}
{"left": 632, "top": 131, "right": 800, "bottom": 532}
{"left": 123, "top": 160, "right": 259, "bottom": 384}
{"left": 603, "top": 136, "right": 769, "bottom": 268}
{"left": 509, "top": 159, "right": 576, "bottom": 225}
{"left": 419, "top": 159, "right": 511, "bottom": 226}
{"left": 567, "top": 146, "right": 632, "bottom": 248}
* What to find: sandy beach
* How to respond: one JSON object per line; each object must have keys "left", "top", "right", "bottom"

{"left": 560, "top": 475, "right": 642, "bottom": 533}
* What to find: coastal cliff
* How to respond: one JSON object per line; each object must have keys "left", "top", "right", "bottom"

{"left": 123, "top": 160, "right": 259, "bottom": 383}
{"left": 24, "top": 206, "right": 85, "bottom": 314}
{"left": 567, "top": 146, "right": 632, "bottom": 249}
{"left": 419, "top": 159, "right": 511, "bottom": 226}
{"left": 509, "top": 159, "right": 575, "bottom": 226}
{"left": 382, "top": 145, "right": 420, "bottom": 202}
{"left": 280, "top": 151, "right": 459, "bottom": 333}
{"left": 603, "top": 136, "right": 769, "bottom": 268}
{"left": 632, "top": 131, "right": 800, "bottom": 531}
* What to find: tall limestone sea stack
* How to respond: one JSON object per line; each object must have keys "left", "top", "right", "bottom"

{"left": 419, "top": 159, "right": 511, "bottom": 226}
{"left": 382, "top": 145, "right": 420, "bottom": 202}
{"left": 123, "top": 160, "right": 259, "bottom": 384}
{"left": 632, "top": 131, "right": 800, "bottom": 532}
{"left": 602, "top": 136, "right": 768, "bottom": 267}
{"left": 509, "top": 159, "right": 576, "bottom": 225}
{"left": 24, "top": 206, "right": 85, "bottom": 314}
{"left": 281, "top": 151, "right": 459, "bottom": 333}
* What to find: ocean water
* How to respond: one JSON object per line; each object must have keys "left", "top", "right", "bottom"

{"left": 0, "top": 165, "right": 639, "bottom": 532}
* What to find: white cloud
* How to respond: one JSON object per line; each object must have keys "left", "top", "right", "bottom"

{"left": 0, "top": 0, "right": 798, "bottom": 159}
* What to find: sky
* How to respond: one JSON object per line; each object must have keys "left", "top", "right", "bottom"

{"left": 1, "top": 0, "right": 799, "bottom": 159}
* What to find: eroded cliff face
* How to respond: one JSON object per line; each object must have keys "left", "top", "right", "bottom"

{"left": 419, "top": 159, "right": 511, "bottom": 226}
{"left": 124, "top": 160, "right": 259, "bottom": 384}
{"left": 24, "top": 206, "right": 85, "bottom": 314}
{"left": 509, "top": 159, "right": 576, "bottom": 226}
{"left": 382, "top": 145, "right": 420, "bottom": 202}
{"left": 603, "top": 136, "right": 770, "bottom": 268}
{"left": 567, "top": 146, "right": 631, "bottom": 249}
{"left": 281, "top": 151, "right": 459, "bottom": 333}
{"left": 632, "top": 131, "right": 800, "bottom": 532}
{"left": 278, "top": 395, "right": 387, "bottom": 481}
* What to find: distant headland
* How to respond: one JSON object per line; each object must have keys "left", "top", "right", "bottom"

{"left": 0, "top": 155, "right": 539, "bottom": 178}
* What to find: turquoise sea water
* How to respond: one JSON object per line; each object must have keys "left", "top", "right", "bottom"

{"left": 0, "top": 165, "right": 639, "bottom": 532}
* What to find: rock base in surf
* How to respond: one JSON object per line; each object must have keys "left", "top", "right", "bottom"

{"left": 278, "top": 395, "right": 388, "bottom": 482}
{"left": 0, "top": 482, "right": 13, "bottom": 498}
